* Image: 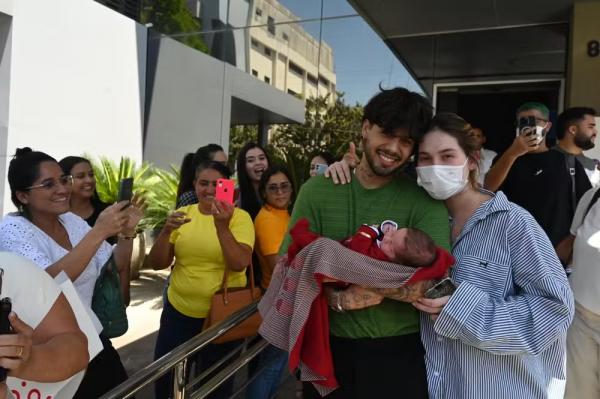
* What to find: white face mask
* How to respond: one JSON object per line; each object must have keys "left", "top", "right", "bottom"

{"left": 515, "top": 125, "right": 545, "bottom": 145}
{"left": 416, "top": 160, "right": 469, "bottom": 200}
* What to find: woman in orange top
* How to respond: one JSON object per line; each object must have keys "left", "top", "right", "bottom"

{"left": 249, "top": 166, "right": 294, "bottom": 398}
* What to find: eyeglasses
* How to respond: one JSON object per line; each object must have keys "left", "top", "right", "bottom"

{"left": 266, "top": 182, "right": 292, "bottom": 194}
{"left": 25, "top": 175, "right": 74, "bottom": 191}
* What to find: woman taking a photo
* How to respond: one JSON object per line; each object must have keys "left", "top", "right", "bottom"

{"left": 176, "top": 144, "right": 229, "bottom": 208}
{"left": 0, "top": 147, "right": 144, "bottom": 398}
{"left": 148, "top": 160, "right": 255, "bottom": 399}
{"left": 236, "top": 142, "right": 270, "bottom": 220}
{"left": 327, "top": 113, "right": 574, "bottom": 398}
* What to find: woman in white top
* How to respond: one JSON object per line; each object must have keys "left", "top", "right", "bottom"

{"left": 0, "top": 148, "right": 143, "bottom": 398}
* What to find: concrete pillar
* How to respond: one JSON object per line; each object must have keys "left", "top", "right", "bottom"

{"left": 257, "top": 121, "right": 269, "bottom": 147}
{"left": 566, "top": 1, "right": 600, "bottom": 111}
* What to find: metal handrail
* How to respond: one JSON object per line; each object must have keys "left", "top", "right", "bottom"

{"left": 99, "top": 301, "right": 260, "bottom": 399}
{"left": 190, "top": 339, "right": 269, "bottom": 399}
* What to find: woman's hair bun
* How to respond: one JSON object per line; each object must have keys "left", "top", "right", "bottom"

{"left": 14, "top": 147, "right": 33, "bottom": 157}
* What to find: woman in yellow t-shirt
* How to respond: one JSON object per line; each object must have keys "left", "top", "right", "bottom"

{"left": 148, "top": 160, "right": 255, "bottom": 399}
{"left": 248, "top": 166, "right": 293, "bottom": 399}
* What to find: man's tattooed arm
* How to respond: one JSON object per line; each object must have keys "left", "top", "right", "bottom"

{"left": 366, "top": 280, "right": 435, "bottom": 303}
{"left": 324, "top": 285, "right": 384, "bottom": 311}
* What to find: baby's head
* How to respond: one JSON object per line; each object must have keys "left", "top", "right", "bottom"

{"left": 380, "top": 227, "right": 437, "bottom": 267}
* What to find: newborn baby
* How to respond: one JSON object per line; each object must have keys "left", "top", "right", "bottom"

{"left": 288, "top": 218, "right": 438, "bottom": 268}
{"left": 342, "top": 222, "right": 437, "bottom": 267}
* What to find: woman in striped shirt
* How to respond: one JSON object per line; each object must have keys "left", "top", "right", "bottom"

{"left": 413, "top": 113, "right": 574, "bottom": 399}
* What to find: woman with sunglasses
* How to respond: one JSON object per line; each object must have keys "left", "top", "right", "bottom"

{"left": 0, "top": 147, "right": 144, "bottom": 398}
{"left": 247, "top": 166, "right": 294, "bottom": 398}
{"left": 59, "top": 156, "right": 116, "bottom": 243}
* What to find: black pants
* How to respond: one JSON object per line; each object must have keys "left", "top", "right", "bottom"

{"left": 73, "top": 334, "right": 128, "bottom": 398}
{"left": 303, "top": 333, "right": 428, "bottom": 399}
{"left": 154, "top": 299, "right": 240, "bottom": 399}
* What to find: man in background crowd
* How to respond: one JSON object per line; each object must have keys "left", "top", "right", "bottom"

{"left": 554, "top": 107, "right": 599, "bottom": 186}
{"left": 468, "top": 127, "right": 496, "bottom": 185}
{"left": 485, "top": 102, "right": 591, "bottom": 251}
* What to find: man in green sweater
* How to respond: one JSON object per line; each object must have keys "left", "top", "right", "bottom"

{"left": 280, "top": 87, "right": 450, "bottom": 398}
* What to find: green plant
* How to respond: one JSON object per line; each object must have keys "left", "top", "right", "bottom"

{"left": 137, "top": 166, "right": 179, "bottom": 231}
{"left": 87, "top": 156, "right": 179, "bottom": 232}
{"left": 89, "top": 156, "right": 151, "bottom": 203}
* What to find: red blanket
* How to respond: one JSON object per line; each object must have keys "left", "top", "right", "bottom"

{"left": 258, "top": 236, "right": 454, "bottom": 396}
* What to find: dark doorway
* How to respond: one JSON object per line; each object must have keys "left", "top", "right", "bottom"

{"left": 435, "top": 80, "right": 562, "bottom": 154}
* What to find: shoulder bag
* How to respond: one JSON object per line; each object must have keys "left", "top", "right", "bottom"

{"left": 91, "top": 255, "right": 128, "bottom": 338}
{"left": 202, "top": 262, "right": 262, "bottom": 344}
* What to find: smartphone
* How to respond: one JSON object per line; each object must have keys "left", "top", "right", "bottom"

{"left": 216, "top": 178, "right": 235, "bottom": 205}
{"left": 117, "top": 177, "right": 134, "bottom": 208}
{"left": 517, "top": 116, "right": 537, "bottom": 136}
{"left": 424, "top": 277, "right": 457, "bottom": 299}
{"left": 314, "top": 164, "right": 328, "bottom": 176}
{"left": 0, "top": 297, "right": 12, "bottom": 382}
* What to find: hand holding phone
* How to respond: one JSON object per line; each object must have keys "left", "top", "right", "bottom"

{"left": 117, "top": 178, "right": 134, "bottom": 209}
{"left": 424, "top": 277, "right": 457, "bottom": 299}
{"left": 215, "top": 178, "right": 235, "bottom": 205}
{"left": 0, "top": 298, "right": 13, "bottom": 382}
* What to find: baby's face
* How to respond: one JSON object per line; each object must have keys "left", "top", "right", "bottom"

{"left": 380, "top": 228, "right": 408, "bottom": 260}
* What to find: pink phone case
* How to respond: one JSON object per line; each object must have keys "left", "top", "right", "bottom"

{"left": 215, "top": 178, "right": 235, "bottom": 205}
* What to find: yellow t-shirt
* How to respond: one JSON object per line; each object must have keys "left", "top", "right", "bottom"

{"left": 167, "top": 205, "right": 255, "bottom": 318}
{"left": 254, "top": 204, "right": 290, "bottom": 289}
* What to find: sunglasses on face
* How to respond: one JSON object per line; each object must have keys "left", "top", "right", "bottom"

{"left": 25, "top": 175, "right": 74, "bottom": 191}
{"left": 266, "top": 182, "right": 292, "bottom": 194}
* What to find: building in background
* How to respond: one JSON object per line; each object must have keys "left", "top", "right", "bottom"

{"left": 194, "top": 0, "right": 337, "bottom": 100}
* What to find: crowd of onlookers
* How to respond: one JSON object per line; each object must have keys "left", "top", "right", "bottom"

{"left": 0, "top": 85, "right": 597, "bottom": 399}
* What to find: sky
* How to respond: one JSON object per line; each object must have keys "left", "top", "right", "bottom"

{"left": 273, "top": 0, "right": 421, "bottom": 105}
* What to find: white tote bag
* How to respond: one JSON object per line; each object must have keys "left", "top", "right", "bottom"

{"left": 7, "top": 272, "right": 103, "bottom": 399}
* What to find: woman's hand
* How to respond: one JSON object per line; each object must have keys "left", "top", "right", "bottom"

{"left": 413, "top": 295, "right": 451, "bottom": 321}
{"left": 122, "top": 194, "right": 147, "bottom": 235}
{"left": 324, "top": 142, "right": 359, "bottom": 184}
{"left": 325, "top": 285, "right": 384, "bottom": 311}
{"left": 161, "top": 211, "right": 191, "bottom": 236}
{"left": 0, "top": 313, "right": 33, "bottom": 376}
{"left": 91, "top": 202, "right": 130, "bottom": 239}
{"left": 212, "top": 200, "right": 234, "bottom": 229}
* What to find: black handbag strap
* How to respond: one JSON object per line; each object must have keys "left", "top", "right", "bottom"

{"left": 566, "top": 154, "right": 577, "bottom": 213}
{"left": 584, "top": 188, "right": 600, "bottom": 219}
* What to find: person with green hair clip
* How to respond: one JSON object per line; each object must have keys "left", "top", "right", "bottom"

{"left": 484, "top": 102, "right": 591, "bottom": 261}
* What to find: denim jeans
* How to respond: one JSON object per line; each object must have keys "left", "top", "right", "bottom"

{"left": 246, "top": 344, "right": 288, "bottom": 399}
{"left": 154, "top": 299, "right": 240, "bottom": 399}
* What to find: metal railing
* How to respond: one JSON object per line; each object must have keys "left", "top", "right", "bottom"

{"left": 99, "top": 301, "right": 262, "bottom": 399}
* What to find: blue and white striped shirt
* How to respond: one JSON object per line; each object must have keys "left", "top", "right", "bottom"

{"left": 421, "top": 191, "right": 574, "bottom": 399}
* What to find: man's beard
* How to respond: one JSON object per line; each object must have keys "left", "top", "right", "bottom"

{"left": 574, "top": 130, "right": 595, "bottom": 151}
{"left": 362, "top": 137, "right": 405, "bottom": 177}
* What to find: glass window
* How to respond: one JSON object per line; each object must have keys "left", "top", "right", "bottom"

{"left": 267, "top": 16, "right": 276, "bottom": 35}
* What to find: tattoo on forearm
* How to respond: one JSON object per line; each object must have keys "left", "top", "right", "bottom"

{"left": 369, "top": 283, "right": 428, "bottom": 302}
{"left": 339, "top": 291, "right": 376, "bottom": 310}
